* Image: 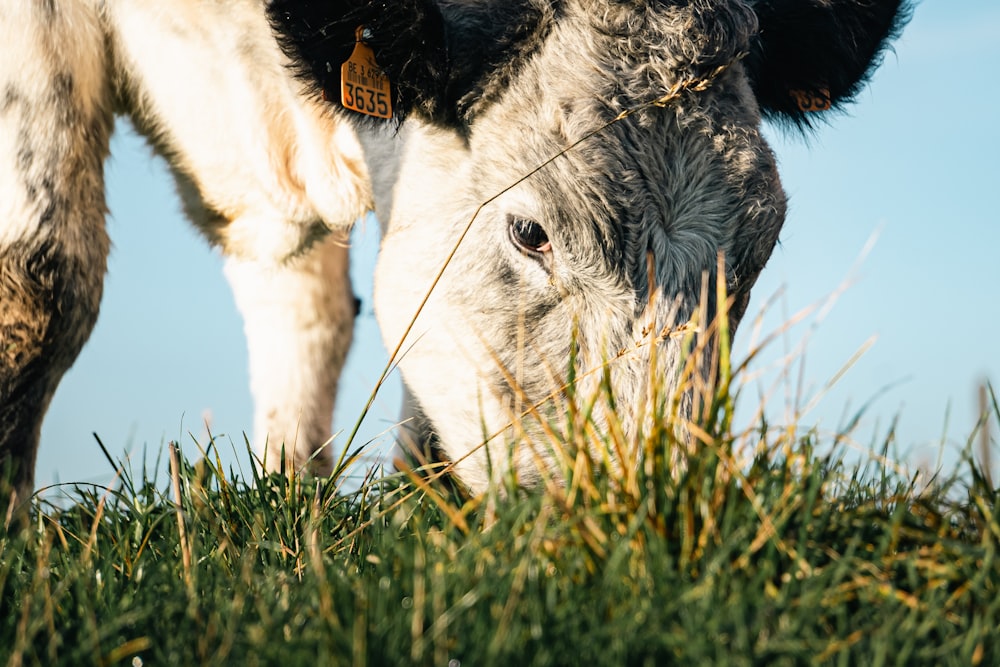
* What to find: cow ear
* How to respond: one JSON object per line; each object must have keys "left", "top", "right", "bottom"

{"left": 267, "top": 0, "right": 452, "bottom": 122}
{"left": 268, "top": 0, "right": 554, "bottom": 127}
{"left": 745, "top": 0, "right": 912, "bottom": 126}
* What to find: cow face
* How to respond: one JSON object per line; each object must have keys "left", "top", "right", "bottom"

{"left": 270, "top": 0, "right": 911, "bottom": 493}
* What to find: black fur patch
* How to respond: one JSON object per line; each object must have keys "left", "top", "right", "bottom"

{"left": 1, "top": 84, "right": 20, "bottom": 114}
{"left": 16, "top": 128, "right": 34, "bottom": 173}
{"left": 746, "top": 0, "right": 913, "bottom": 127}
{"left": 439, "top": 0, "right": 556, "bottom": 121}
{"left": 37, "top": 0, "right": 56, "bottom": 18}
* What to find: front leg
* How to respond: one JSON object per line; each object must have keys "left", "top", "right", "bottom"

{"left": 1, "top": 1, "right": 112, "bottom": 511}
{"left": 224, "top": 235, "right": 356, "bottom": 476}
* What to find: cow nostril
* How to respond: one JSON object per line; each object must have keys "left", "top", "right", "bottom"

{"left": 507, "top": 215, "right": 551, "bottom": 255}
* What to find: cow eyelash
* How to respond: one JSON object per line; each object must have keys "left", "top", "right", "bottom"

{"left": 507, "top": 215, "right": 552, "bottom": 257}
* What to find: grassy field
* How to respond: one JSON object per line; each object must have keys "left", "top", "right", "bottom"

{"left": 3, "top": 361, "right": 998, "bottom": 665}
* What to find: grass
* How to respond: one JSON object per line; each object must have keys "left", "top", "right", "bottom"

{"left": 2, "top": 314, "right": 999, "bottom": 665}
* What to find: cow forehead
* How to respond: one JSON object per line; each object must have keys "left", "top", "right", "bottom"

{"left": 460, "top": 0, "right": 765, "bottom": 160}
{"left": 573, "top": 2, "right": 757, "bottom": 99}
{"left": 544, "top": 1, "right": 757, "bottom": 94}
{"left": 447, "top": 0, "right": 760, "bottom": 125}
{"left": 574, "top": 1, "right": 757, "bottom": 57}
{"left": 465, "top": 0, "right": 764, "bottom": 158}
{"left": 465, "top": 51, "right": 771, "bottom": 235}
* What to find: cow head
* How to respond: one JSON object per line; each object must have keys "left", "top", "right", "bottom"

{"left": 269, "top": 0, "right": 911, "bottom": 493}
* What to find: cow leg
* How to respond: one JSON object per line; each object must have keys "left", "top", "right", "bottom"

{"left": 224, "top": 235, "right": 356, "bottom": 476}
{"left": 0, "top": 2, "right": 112, "bottom": 511}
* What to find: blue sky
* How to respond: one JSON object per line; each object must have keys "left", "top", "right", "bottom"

{"left": 36, "top": 1, "right": 999, "bottom": 493}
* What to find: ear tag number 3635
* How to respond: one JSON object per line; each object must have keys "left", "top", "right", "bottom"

{"left": 341, "top": 27, "right": 392, "bottom": 119}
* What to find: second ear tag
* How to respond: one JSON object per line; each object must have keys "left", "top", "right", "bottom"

{"left": 341, "top": 27, "right": 392, "bottom": 119}
{"left": 790, "top": 88, "right": 832, "bottom": 113}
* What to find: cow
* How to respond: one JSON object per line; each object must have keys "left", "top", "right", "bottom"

{"left": 0, "top": 0, "right": 909, "bottom": 507}
{"left": 268, "top": 0, "right": 911, "bottom": 493}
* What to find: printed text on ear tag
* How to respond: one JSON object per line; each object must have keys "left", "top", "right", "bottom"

{"left": 340, "top": 27, "right": 392, "bottom": 119}
{"left": 790, "top": 88, "right": 832, "bottom": 113}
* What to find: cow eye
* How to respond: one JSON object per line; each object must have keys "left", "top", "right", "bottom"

{"left": 507, "top": 215, "right": 551, "bottom": 256}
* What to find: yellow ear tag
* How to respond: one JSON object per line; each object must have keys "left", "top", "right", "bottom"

{"left": 340, "top": 27, "right": 392, "bottom": 119}
{"left": 790, "top": 88, "right": 832, "bottom": 113}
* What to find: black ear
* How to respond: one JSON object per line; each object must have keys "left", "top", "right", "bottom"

{"left": 267, "top": 0, "right": 552, "bottom": 127}
{"left": 746, "top": 0, "right": 913, "bottom": 126}
{"left": 267, "top": 0, "right": 451, "bottom": 122}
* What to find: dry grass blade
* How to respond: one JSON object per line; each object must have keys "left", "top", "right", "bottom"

{"left": 169, "top": 442, "right": 194, "bottom": 595}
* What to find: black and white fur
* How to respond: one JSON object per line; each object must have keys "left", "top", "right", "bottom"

{"left": 1, "top": 0, "right": 371, "bottom": 506}
{"left": 0, "top": 0, "right": 910, "bottom": 503}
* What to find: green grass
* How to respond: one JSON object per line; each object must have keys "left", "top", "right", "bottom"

{"left": 3, "top": 334, "right": 999, "bottom": 665}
